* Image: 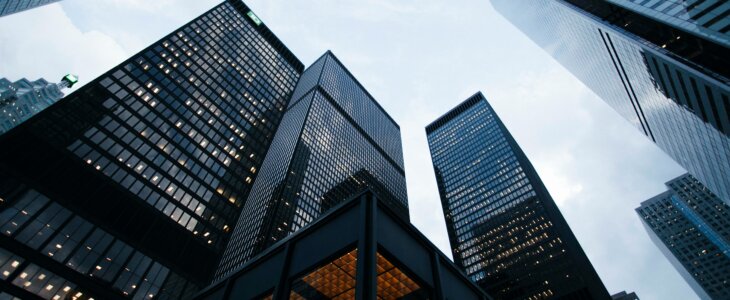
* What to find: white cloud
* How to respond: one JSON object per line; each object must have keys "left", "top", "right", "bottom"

{"left": 59, "top": 0, "right": 217, "bottom": 54}
{"left": 0, "top": 3, "right": 127, "bottom": 93}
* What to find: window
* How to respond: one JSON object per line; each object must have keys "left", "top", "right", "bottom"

{"left": 290, "top": 249, "right": 357, "bottom": 299}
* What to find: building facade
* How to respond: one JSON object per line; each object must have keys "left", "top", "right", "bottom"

{"left": 490, "top": 0, "right": 730, "bottom": 204}
{"left": 0, "top": 0, "right": 303, "bottom": 299}
{"left": 606, "top": 0, "right": 730, "bottom": 47}
{"left": 197, "top": 191, "right": 490, "bottom": 300}
{"left": 426, "top": 92, "right": 609, "bottom": 300}
{"left": 636, "top": 174, "right": 730, "bottom": 300}
{"left": 0, "top": 0, "right": 61, "bottom": 17}
{"left": 215, "top": 51, "right": 408, "bottom": 280}
{"left": 0, "top": 75, "right": 77, "bottom": 135}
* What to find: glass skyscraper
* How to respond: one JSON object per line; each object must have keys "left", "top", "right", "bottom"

{"left": 636, "top": 173, "right": 730, "bottom": 300}
{"left": 0, "top": 75, "right": 77, "bottom": 135}
{"left": 215, "top": 51, "right": 408, "bottom": 280}
{"left": 0, "top": 0, "right": 61, "bottom": 17}
{"left": 0, "top": 0, "right": 302, "bottom": 299}
{"left": 426, "top": 92, "right": 609, "bottom": 300}
{"left": 490, "top": 0, "right": 730, "bottom": 205}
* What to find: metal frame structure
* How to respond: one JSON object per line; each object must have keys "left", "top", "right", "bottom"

{"left": 196, "top": 190, "right": 491, "bottom": 300}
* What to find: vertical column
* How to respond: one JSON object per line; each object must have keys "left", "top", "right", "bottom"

{"left": 355, "top": 193, "right": 377, "bottom": 300}
{"left": 430, "top": 253, "right": 445, "bottom": 300}
{"left": 273, "top": 242, "right": 293, "bottom": 300}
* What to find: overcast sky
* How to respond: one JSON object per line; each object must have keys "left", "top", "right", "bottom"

{"left": 0, "top": 1, "right": 695, "bottom": 299}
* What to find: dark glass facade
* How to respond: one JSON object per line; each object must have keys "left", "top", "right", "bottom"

{"left": 491, "top": 0, "right": 730, "bottom": 205}
{"left": 426, "top": 93, "right": 609, "bottom": 300}
{"left": 216, "top": 51, "right": 408, "bottom": 280}
{"left": 0, "top": 0, "right": 303, "bottom": 298}
{"left": 636, "top": 174, "right": 730, "bottom": 300}
{"left": 606, "top": 0, "right": 730, "bottom": 48}
{"left": 197, "top": 191, "right": 489, "bottom": 300}
{"left": 0, "top": 0, "right": 60, "bottom": 17}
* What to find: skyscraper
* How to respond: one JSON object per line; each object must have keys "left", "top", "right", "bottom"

{"left": 426, "top": 92, "right": 609, "bottom": 299}
{"left": 611, "top": 290, "right": 639, "bottom": 300}
{"left": 0, "top": 75, "right": 77, "bottom": 135}
{"left": 636, "top": 173, "right": 730, "bottom": 300}
{"left": 216, "top": 51, "right": 408, "bottom": 280}
{"left": 0, "top": 0, "right": 61, "bottom": 17}
{"left": 198, "top": 190, "right": 490, "bottom": 300}
{"left": 0, "top": 0, "right": 303, "bottom": 298}
{"left": 490, "top": 0, "right": 730, "bottom": 204}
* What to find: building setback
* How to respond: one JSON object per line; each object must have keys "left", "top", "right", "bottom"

{"left": 0, "top": 75, "right": 77, "bottom": 135}
{"left": 490, "top": 0, "right": 730, "bottom": 205}
{"left": 215, "top": 51, "right": 408, "bottom": 280}
{"left": 426, "top": 92, "right": 609, "bottom": 300}
{"left": 611, "top": 290, "right": 639, "bottom": 300}
{"left": 197, "top": 190, "right": 491, "bottom": 300}
{"left": 636, "top": 174, "right": 730, "bottom": 300}
{"left": 0, "top": 0, "right": 60, "bottom": 17}
{"left": 0, "top": 0, "right": 303, "bottom": 299}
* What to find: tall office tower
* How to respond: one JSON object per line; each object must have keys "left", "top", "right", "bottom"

{"left": 216, "top": 51, "right": 408, "bottom": 280}
{"left": 0, "top": 0, "right": 303, "bottom": 299}
{"left": 0, "top": 0, "right": 61, "bottom": 17}
{"left": 490, "top": 0, "right": 730, "bottom": 205}
{"left": 636, "top": 173, "right": 730, "bottom": 300}
{"left": 426, "top": 92, "right": 609, "bottom": 300}
{"left": 0, "top": 75, "right": 77, "bottom": 134}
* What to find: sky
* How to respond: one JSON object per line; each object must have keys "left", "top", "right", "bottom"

{"left": 0, "top": 1, "right": 695, "bottom": 299}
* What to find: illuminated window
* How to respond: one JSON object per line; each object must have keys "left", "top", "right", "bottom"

{"left": 290, "top": 249, "right": 357, "bottom": 299}
{"left": 288, "top": 249, "right": 429, "bottom": 300}
{"left": 376, "top": 252, "right": 429, "bottom": 299}
{"left": 0, "top": 249, "right": 24, "bottom": 280}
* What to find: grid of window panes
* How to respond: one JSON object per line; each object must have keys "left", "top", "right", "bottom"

{"left": 637, "top": 174, "right": 730, "bottom": 299}
{"left": 0, "top": 247, "right": 87, "bottom": 300}
{"left": 317, "top": 55, "right": 404, "bottom": 168}
{"left": 290, "top": 92, "right": 406, "bottom": 228}
{"left": 427, "top": 95, "right": 603, "bottom": 299}
{"left": 62, "top": 2, "right": 300, "bottom": 249}
{"left": 0, "top": 0, "right": 60, "bottom": 16}
{"left": 216, "top": 88, "right": 314, "bottom": 280}
{"left": 608, "top": 0, "right": 730, "bottom": 46}
{"left": 287, "top": 53, "right": 403, "bottom": 168}
{"left": 0, "top": 189, "right": 193, "bottom": 299}
{"left": 491, "top": 0, "right": 730, "bottom": 205}
{"left": 216, "top": 53, "right": 407, "bottom": 280}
